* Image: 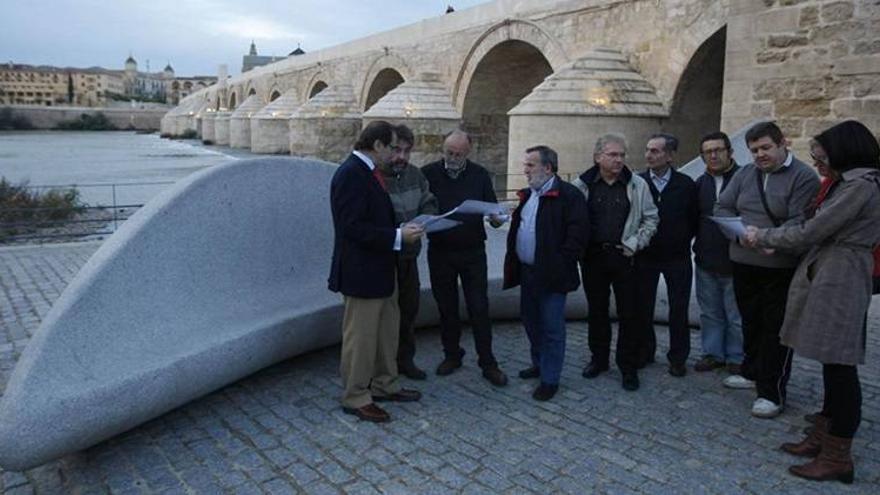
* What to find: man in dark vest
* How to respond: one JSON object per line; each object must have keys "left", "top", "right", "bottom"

{"left": 692, "top": 131, "right": 744, "bottom": 376}
{"left": 636, "top": 133, "right": 698, "bottom": 377}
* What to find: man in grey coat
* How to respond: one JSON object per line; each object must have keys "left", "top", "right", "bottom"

{"left": 715, "top": 121, "right": 819, "bottom": 419}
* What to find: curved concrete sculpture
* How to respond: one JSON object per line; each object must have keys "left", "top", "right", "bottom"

{"left": 0, "top": 156, "right": 698, "bottom": 470}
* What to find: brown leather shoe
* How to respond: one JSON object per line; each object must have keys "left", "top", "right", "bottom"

{"left": 373, "top": 388, "right": 422, "bottom": 402}
{"left": 694, "top": 355, "right": 725, "bottom": 372}
{"left": 482, "top": 366, "right": 509, "bottom": 387}
{"left": 342, "top": 403, "right": 390, "bottom": 423}
{"left": 789, "top": 434, "right": 854, "bottom": 484}
{"left": 781, "top": 415, "right": 828, "bottom": 457}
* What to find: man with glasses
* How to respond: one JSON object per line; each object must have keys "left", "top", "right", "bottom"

{"left": 381, "top": 125, "right": 439, "bottom": 380}
{"left": 715, "top": 121, "right": 818, "bottom": 418}
{"left": 636, "top": 133, "right": 699, "bottom": 377}
{"left": 422, "top": 129, "right": 509, "bottom": 387}
{"left": 692, "top": 132, "right": 744, "bottom": 378}
{"left": 573, "top": 133, "right": 658, "bottom": 391}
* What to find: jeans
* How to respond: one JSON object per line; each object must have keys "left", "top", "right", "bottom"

{"left": 520, "top": 265, "right": 568, "bottom": 385}
{"left": 694, "top": 266, "right": 743, "bottom": 364}
{"left": 427, "top": 246, "right": 497, "bottom": 368}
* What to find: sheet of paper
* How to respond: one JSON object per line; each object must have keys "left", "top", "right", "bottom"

{"left": 709, "top": 216, "right": 746, "bottom": 241}
{"left": 409, "top": 215, "right": 462, "bottom": 233}
{"left": 453, "top": 199, "right": 507, "bottom": 216}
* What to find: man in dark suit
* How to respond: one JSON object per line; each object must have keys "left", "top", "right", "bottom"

{"left": 636, "top": 133, "right": 699, "bottom": 377}
{"left": 328, "top": 121, "right": 424, "bottom": 423}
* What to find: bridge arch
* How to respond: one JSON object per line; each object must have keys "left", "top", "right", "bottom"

{"left": 308, "top": 80, "right": 328, "bottom": 100}
{"left": 453, "top": 19, "right": 568, "bottom": 112}
{"left": 269, "top": 88, "right": 282, "bottom": 102}
{"left": 359, "top": 53, "right": 411, "bottom": 111}
{"left": 665, "top": 25, "right": 728, "bottom": 158}
{"left": 228, "top": 91, "right": 238, "bottom": 110}
{"left": 455, "top": 19, "right": 562, "bottom": 183}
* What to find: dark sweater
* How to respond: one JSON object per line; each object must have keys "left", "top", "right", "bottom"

{"left": 422, "top": 159, "right": 497, "bottom": 251}
{"left": 693, "top": 165, "right": 740, "bottom": 275}
{"left": 638, "top": 169, "right": 698, "bottom": 261}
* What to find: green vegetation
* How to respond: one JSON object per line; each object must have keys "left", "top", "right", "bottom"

{"left": 179, "top": 129, "right": 199, "bottom": 139}
{"left": 0, "top": 107, "right": 35, "bottom": 130}
{"left": 56, "top": 112, "right": 117, "bottom": 131}
{"left": 0, "top": 178, "right": 84, "bottom": 241}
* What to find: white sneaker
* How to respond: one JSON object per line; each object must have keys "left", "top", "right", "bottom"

{"left": 722, "top": 374, "right": 755, "bottom": 389}
{"left": 751, "top": 398, "right": 783, "bottom": 418}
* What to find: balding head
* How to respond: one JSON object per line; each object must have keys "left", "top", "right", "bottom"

{"left": 443, "top": 129, "right": 471, "bottom": 172}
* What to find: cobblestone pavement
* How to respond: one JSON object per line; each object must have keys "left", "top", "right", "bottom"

{"left": 1, "top": 242, "right": 878, "bottom": 494}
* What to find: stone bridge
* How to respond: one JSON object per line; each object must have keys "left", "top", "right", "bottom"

{"left": 161, "top": 0, "right": 880, "bottom": 190}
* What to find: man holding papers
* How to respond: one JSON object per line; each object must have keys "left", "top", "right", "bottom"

{"left": 329, "top": 121, "right": 425, "bottom": 423}
{"left": 422, "top": 129, "right": 509, "bottom": 386}
{"left": 382, "top": 125, "right": 438, "bottom": 380}
{"left": 714, "top": 122, "right": 818, "bottom": 419}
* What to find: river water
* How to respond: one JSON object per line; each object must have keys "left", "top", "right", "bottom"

{"left": 0, "top": 131, "right": 246, "bottom": 206}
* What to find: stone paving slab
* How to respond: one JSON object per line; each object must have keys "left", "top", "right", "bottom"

{"left": 0, "top": 242, "right": 878, "bottom": 493}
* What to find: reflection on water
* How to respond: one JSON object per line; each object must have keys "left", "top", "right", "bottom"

{"left": 0, "top": 131, "right": 247, "bottom": 206}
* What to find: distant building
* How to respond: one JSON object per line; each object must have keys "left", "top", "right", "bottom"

{"left": 242, "top": 41, "right": 304, "bottom": 73}
{"left": 0, "top": 63, "right": 122, "bottom": 107}
{"left": 0, "top": 56, "right": 216, "bottom": 107}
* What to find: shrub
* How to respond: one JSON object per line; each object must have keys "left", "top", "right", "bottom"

{"left": 56, "top": 112, "right": 117, "bottom": 131}
{"left": 0, "top": 178, "right": 84, "bottom": 241}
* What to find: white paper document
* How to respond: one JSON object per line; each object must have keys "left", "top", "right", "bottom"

{"left": 709, "top": 216, "right": 747, "bottom": 241}
{"left": 452, "top": 200, "right": 508, "bottom": 217}
{"left": 409, "top": 215, "right": 462, "bottom": 233}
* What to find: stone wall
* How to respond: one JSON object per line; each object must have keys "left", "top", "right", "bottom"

{"left": 3, "top": 105, "right": 167, "bottom": 130}
{"left": 722, "top": 0, "right": 880, "bottom": 155}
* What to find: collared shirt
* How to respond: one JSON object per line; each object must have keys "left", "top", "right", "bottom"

{"left": 516, "top": 176, "right": 555, "bottom": 265}
{"left": 650, "top": 167, "right": 672, "bottom": 193}
{"left": 353, "top": 150, "right": 402, "bottom": 251}
{"left": 588, "top": 176, "right": 630, "bottom": 245}
{"left": 762, "top": 151, "right": 794, "bottom": 191}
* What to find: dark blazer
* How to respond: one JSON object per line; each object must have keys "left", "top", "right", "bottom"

{"left": 328, "top": 153, "right": 397, "bottom": 298}
{"left": 638, "top": 169, "right": 698, "bottom": 261}
{"left": 503, "top": 177, "right": 589, "bottom": 293}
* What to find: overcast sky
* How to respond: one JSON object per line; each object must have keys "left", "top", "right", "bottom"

{"left": 1, "top": 1, "right": 490, "bottom": 76}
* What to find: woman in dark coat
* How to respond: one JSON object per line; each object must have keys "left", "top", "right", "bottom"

{"left": 744, "top": 120, "right": 880, "bottom": 484}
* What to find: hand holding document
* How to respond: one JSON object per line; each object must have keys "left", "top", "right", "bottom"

{"left": 410, "top": 200, "right": 510, "bottom": 233}
{"left": 409, "top": 214, "right": 462, "bottom": 234}
{"left": 709, "top": 216, "right": 747, "bottom": 241}
{"left": 454, "top": 200, "right": 508, "bottom": 217}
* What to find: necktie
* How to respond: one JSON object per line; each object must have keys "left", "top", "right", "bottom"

{"left": 372, "top": 168, "right": 388, "bottom": 192}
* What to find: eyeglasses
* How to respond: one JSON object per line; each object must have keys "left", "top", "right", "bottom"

{"left": 810, "top": 152, "right": 828, "bottom": 164}
{"left": 602, "top": 151, "right": 626, "bottom": 159}
{"left": 701, "top": 147, "right": 729, "bottom": 156}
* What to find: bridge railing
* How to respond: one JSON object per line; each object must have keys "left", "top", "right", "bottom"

{"left": 0, "top": 181, "right": 174, "bottom": 244}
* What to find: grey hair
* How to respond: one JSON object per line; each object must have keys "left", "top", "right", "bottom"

{"left": 593, "top": 133, "right": 628, "bottom": 156}
{"left": 444, "top": 128, "right": 473, "bottom": 145}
